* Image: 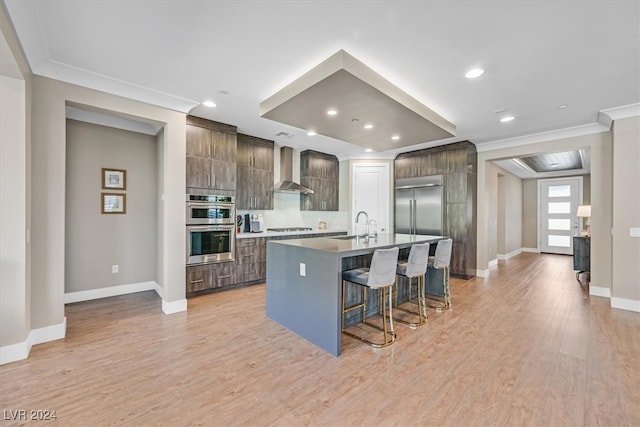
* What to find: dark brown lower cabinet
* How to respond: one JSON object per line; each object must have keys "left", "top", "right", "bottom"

{"left": 186, "top": 262, "right": 234, "bottom": 294}
{"left": 186, "top": 232, "right": 347, "bottom": 297}
{"left": 235, "top": 237, "right": 267, "bottom": 284}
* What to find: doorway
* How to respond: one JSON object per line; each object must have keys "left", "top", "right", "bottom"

{"left": 538, "top": 177, "right": 583, "bottom": 254}
{"left": 351, "top": 163, "right": 390, "bottom": 235}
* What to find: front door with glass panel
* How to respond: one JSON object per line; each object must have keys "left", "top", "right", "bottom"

{"left": 539, "top": 178, "right": 582, "bottom": 254}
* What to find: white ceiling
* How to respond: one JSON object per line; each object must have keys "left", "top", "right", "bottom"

{"left": 4, "top": 1, "right": 640, "bottom": 159}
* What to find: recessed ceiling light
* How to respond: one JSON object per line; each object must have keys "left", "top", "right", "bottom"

{"left": 306, "top": 130, "right": 317, "bottom": 136}
{"left": 500, "top": 116, "right": 515, "bottom": 122}
{"left": 364, "top": 124, "right": 373, "bottom": 129}
{"left": 391, "top": 135, "right": 400, "bottom": 141}
{"left": 365, "top": 148, "right": 374, "bottom": 153}
{"left": 203, "top": 101, "right": 217, "bottom": 108}
{"left": 465, "top": 68, "right": 484, "bottom": 79}
{"left": 557, "top": 104, "right": 568, "bottom": 109}
{"left": 326, "top": 109, "right": 338, "bottom": 116}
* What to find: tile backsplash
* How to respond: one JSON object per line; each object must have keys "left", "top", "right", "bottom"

{"left": 237, "top": 192, "right": 349, "bottom": 230}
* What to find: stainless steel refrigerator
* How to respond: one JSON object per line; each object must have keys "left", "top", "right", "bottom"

{"left": 395, "top": 175, "right": 443, "bottom": 235}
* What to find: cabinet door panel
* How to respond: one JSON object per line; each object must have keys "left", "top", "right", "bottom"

{"left": 252, "top": 142, "right": 274, "bottom": 171}
{"left": 186, "top": 125, "right": 211, "bottom": 158}
{"left": 186, "top": 265, "right": 206, "bottom": 293}
{"left": 186, "top": 157, "right": 211, "bottom": 189}
{"left": 236, "top": 138, "right": 252, "bottom": 168}
{"left": 211, "top": 159, "right": 236, "bottom": 191}
{"left": 253, "top": 169, "right": 273, "bottom": 210}
{"left": 394, "top": 156, "right": 419, "bottom": 179}
{"left": 236, "top": 167, "right": 252, "bottom": 209}
{"left": 212, "top": 130, "right": 236, "bottom": 162}
{"left": 211, "top": 262, "right": 234, "bottom": 288}
{"left": 445, "top": 172, "right": 467, "bottom": 203}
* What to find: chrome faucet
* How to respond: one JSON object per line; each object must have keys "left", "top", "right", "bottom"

{"left": 355, "top": 211, "right": 369, "bottom": 238}
{"left": 367, "top": 219, "right": 378, "bottom": 238}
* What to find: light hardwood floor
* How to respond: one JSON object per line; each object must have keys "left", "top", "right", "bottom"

{"left": 1, "top": 253, "right": 639, "bottom": 426}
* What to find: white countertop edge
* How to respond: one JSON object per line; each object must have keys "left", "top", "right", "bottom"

{"left": 236, "top": 229, "right": 349, "bottom": 239}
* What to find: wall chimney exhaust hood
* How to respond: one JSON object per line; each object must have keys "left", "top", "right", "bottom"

{"left": 275, "top": 146, "right": 314, "bottom": 194}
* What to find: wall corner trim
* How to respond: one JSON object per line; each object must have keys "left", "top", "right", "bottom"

{"left": 611, "top": 297, "right": 640, "bottom": 313}
{"left": 0, "top": 318, "right": 67, "bottom": 365}
{"left": 162, "top": 299, "right": 187, "bottom": 315}
{"left": 154, "top": 283, "right": 164, "bottom": 299}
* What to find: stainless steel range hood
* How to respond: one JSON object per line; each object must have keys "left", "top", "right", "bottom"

{"left": 275, "top": 146, "right": 314, "bottom": 194}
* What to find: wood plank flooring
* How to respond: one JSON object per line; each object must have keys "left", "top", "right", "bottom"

{"left": 1, "top": 253, "right": 639, "bottom": 426}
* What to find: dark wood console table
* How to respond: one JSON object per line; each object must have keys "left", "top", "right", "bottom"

{"left": 572, "top": 235, "right": 590, "bottom": 282}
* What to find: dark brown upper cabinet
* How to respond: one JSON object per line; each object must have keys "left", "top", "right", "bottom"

{"left": 300, "top": 150, "right": 339, "bottom": 211}
{"left": 236, "top": 134, "right": 274, "bottom": 210}
{"left": 186, "top": 116, "right": 237, "bottom": 192}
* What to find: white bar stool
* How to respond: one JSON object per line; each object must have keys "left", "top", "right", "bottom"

{"left": 341, "top": 247, "right": 399, "bottom": 348}
{"left": 394, "top": 242, "right": 430, "bottom": 328}
{"left": 427, "top": 238, "right": 453, "bottom": 311}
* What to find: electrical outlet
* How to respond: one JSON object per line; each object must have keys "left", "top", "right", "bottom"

{"left": 630, "top": 227, "right": 640, "bottom": 238}
{"left": 299, "top": 263, "right": 306, "bottom": 277}
{"left": 112, "top": 265, "right": 119, "bottom": 274}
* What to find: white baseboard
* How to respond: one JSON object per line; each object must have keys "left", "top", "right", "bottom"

{"left": 611, "top": 297, "right": 640, "bottom": 313}
{"left": 589, "top": 286, "right": 611, "bottom": 298}
{"left": 488, "top": 259, "right": 498, "bottom": 267}
{"left": 497, "top": 248, "right": 523, "bottom": 260}
{"left": 1, "top": 318, "right": 66, "bottom": 365}
{"left": 522, "top": 247, "right": 540, "bottom": 253}
{"left": 476, "top": 269, "right": 489, "bottom": 278}
{"left": 154, "top": 282, "right": 164, "bottom": 299}
{"left": 162, "top": 298, "right": 187, "bottom": 314}
{"left": 30, "top": 317, "right": 67, "bottom": 345}
{"left": 64, "top": 281, "right": 158, "bottom": 304}
{"left": 0, "top": 340, "right": 29, "bottom": 365}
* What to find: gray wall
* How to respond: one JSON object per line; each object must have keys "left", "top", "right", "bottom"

{"left": 487, "top": 162, "right": 522, "bottom": 259}
{"left": 522, "top": 179, "right": 538, "bottom": 248}
{"left": 612, "top": 116, "right": 640, "bottom": 303}
{"left": 65, "top": 119, "right": 158, "bottom": 293}
{"left": 497, "top": 171, "right": 523, "bottom": 255}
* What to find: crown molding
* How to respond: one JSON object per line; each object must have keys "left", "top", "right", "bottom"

{"left": 476, "top": 123, "right": 609, "bottom": 153}
{"left": 598, "top": 104, "right": 640, "bottom": 130}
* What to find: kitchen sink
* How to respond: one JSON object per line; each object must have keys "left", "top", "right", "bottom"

{"left": 327, "top": 235, "right": 360, "bottom": 240}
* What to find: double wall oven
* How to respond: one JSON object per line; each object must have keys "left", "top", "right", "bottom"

{"left": 186, "top": 194, "right": 235, "bottom": 265}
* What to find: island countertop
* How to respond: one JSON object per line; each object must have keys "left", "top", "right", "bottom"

{"left": 268, "top": 233, "right": 444, "bottom": 254}
{"left": 266, "top": 233, "right": 445, "bottom": 356}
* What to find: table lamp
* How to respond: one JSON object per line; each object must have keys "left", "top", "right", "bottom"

{"left": 576, "top": 205, "right": 591, "bottom": 236}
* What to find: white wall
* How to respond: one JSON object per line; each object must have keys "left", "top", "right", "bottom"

{"left": 0, "top": 74, "right": 28, "bottom": 347}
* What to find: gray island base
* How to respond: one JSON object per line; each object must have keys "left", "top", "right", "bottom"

{"left": 266, "top": 233, "right": 445, "bottom": 356}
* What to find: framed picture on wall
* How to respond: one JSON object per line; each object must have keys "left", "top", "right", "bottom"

{"left": 102, "top": 168, "right": 126, "bottom": 190}
{"left": 101, "top": 193, "right": 126, "bottom": 214}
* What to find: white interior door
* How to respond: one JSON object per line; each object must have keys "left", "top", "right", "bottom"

{"left": 539, "top": 177, "right": 582, "bottom": 254}
{"left": 352, "top": 164, "right": 390, "bottom": 235}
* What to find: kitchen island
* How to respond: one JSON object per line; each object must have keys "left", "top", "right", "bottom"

{"left": 266, "top": 233, "right": 444, "bottom": 356}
